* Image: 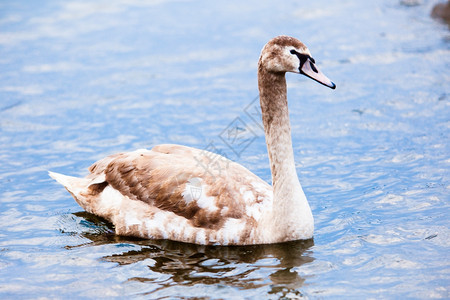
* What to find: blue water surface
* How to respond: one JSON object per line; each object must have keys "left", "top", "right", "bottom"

{"left": 0, "top": 0, "right": 449, "bottom": 298}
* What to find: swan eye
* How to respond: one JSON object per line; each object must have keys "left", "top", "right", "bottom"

{"left": 291, "top": 50, "right": 316, "bottom": 67}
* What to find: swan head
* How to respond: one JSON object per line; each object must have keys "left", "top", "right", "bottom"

{"left": 259, "top": 35, "right": 336, "bottom": 89}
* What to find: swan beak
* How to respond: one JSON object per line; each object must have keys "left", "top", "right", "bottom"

{"left": 300, "top": 58, "right": 336, "bottom": 89}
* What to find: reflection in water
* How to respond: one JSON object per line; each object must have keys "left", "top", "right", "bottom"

{"left": 69, "top": 212, "right": 314, "bottom": 297}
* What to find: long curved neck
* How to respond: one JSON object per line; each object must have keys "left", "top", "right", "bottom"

{"left": 258, "top": 66, "right": 299, "bottom": 192}
{"left": 257, "top": 64, "right": 313, "bottom": 241}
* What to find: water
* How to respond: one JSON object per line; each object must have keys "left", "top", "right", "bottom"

{"left": 0, "top": 0, "right": 449, "bottom": 298}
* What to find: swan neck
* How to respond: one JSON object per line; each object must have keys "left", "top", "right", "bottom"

{"left": 257, "top": 64, "right": 313, "bottom": 241}
{"left": 258, "top": 67, "right": 298, "bottom": 189}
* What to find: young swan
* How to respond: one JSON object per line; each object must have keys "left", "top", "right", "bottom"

{"left": 50, "top": 36, "right": 335, "bottom": 245}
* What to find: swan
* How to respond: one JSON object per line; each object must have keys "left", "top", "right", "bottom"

{"left": 49, "top": 36, "right": 335, "bottom": 245}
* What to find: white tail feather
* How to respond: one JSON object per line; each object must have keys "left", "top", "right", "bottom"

{"left": 48, "top": 171, "right": 90, "bottom": 196}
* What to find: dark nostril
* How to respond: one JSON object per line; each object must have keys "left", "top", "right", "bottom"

{"left": 310, "top": 61, "right": 318, "bottom": 73}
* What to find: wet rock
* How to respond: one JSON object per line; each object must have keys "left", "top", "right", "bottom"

{"left": 431, "top": 1, "right": 450, "bottom": 26}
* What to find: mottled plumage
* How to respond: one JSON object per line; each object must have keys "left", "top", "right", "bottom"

{"left": 50, "top": 36, "right": 335, "bottom": 245}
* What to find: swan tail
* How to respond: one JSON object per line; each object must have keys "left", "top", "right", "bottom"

{"left": 48, "top": 171, "right": 96, "bottom": 205}
{"left": 49, "top": 171, "right": 85, "bottom": 191}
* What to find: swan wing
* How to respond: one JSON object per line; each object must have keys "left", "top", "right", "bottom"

{"left": 88, "top": 144, "right": 272, "bottom": 232}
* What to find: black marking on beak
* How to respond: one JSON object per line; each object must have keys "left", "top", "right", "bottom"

{"left": 290, "top": 49, "right": 336, "bottom": 89}
{"left": 309, "top": 61, "right": 318, "bottom": 73}
{"left": 290, "top": 49, "right": 316, "bottom": 74}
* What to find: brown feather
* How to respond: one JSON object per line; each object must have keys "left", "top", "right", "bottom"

{"left": 89, "top": 145, "right": 270, "bottom": 232}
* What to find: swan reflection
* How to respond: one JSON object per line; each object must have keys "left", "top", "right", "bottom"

{"left": 65, "top": 212, "right": 315, "bottom": 297}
